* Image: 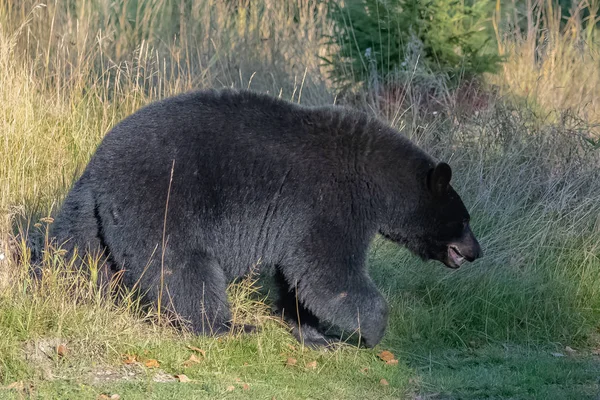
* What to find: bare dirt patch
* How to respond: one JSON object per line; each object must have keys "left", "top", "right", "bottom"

{"left": 22, "top": 337, "right": 178, "bottom": 386}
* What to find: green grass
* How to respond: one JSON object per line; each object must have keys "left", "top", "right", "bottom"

{"left": 1, "top": 0, "right": 600, "bottom": 399}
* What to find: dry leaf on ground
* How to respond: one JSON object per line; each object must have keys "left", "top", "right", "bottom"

{"left": 98, "top": 395, "right": 120, "bottom": 400}
{"left": 226, "top": 385, "right": 235, "bottom": 392}
{"left": 286, "top": 344, "right": 297, "bottom": 351}
{"left": 305, "top": 360, "right": 317, "bottom": 370}
{"left": 380, "top": 378, "right": 389, "bottom": 386}
{"left": 97, "top": 395, "right": 109, "bottom": 400}
{"left": 175, "top": 374, "right": 191, "bottom": 383}
{"left": 386, "top": 359, "right": 399, "bottom": 366}
{"left": 56, "top": 344, "right": 67, "bottom": 357}
{"left": 4, "top": 381, "right": 24, "bottom": 390}
{"left": 377, "top": 350, "right": 395, "bottom": 362}
{"left": 186, "top": 345, "right": 206, "bottom": 357}
{"left": 144, "top": 359, "right": 160, "bottom": 368}
{"left": 286, "top": 357, "right": 297, "bottom": 366}
{"left": 122, "top": 354, "right": 137, "bottom": 364}
{"left": 242, "top": 383, "right": 250, "bottom": 390}
{"left": 183, "top": 354, "right": 201, "bottom": 367}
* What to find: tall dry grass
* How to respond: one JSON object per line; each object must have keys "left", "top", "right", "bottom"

{"left": 493, "top": 0, "right": 600, "bottom": 132}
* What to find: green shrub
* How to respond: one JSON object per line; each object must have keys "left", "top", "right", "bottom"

{"left": 324, "top": 0, "right": 503, "bottom": 90}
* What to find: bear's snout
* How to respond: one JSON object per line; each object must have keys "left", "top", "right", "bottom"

{"left": 447, "top": 224, "right": 482, "bottom": 267}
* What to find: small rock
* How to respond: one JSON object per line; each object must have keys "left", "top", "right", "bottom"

{"left": 565, "top": 346, "right": 576, "bottom": 355}
{"left": 174, "top": 374, "right": 190, "bottom": 383}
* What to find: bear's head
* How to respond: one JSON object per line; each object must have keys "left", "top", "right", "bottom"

{"left": 380, "top": 162, "right": 482, "bottom": 269}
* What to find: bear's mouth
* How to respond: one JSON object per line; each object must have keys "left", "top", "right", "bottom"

{"left": 446, "top": 245, "right": 466, "bottom": 269}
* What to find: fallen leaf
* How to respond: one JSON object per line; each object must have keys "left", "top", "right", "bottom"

{"left": 378, "top": 350, "right": 395, "bottom": 362}
{"left": 186, "top": 345, "right": 206, "bottom": 357}
{"left": 242, "top": 383, "right": 250, "bottom": 391}
{"left": 565, "top": 346, "right": 576, "bottom": 355}
{"left": 226, "top": 385, "right": 235, "bottom": 392}
{"left": 380, "top": 378, "right": 389, "bottom": 386}
{"left": 7, "top": 381, "right": 24, "bottom": 389}
{"left": 122, "top": 354, "right": 137, "bottom": 364}
{"left": 234, "top": 377, "right": 242, "bottom": 383}
{"left": 110, "top": 395, "right": 121, "bottom": 400}
{"left": 175, "top": 374, "right": 191, "bottom": 383}
{"left": 385, "top": 359, "right": 399, "bottom": 366}
{"left": 4, "top": 381, "right": 24, "bottom": 390}
{"left": 56, "top": 344, "right": 67, "bottom": 357}
{"left": 285, "top": 357, "right": 297, "bottom": 367}
{"left": 97, "top": 395, "right": 110, "bottom": 400}
{"left": 360, "top": 367, "right": 369, "bottom": 374}
{"left": 145, "top": 359, "right": 160, "bottom": 368}
{"left": 551, "top": 352, "right": 565, "bottom": 357}
{"left": 182, "top": 354, "right": 201, "bottom": 367}
{"left": 305, "top": 360, "right": 317, "bottom": 370}
{"left": 286, "top": 344, "right": 297, "bottom": 351}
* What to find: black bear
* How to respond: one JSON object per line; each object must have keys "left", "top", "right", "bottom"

{"left": 50, "top": 88, "right": 481, "bottom": 348}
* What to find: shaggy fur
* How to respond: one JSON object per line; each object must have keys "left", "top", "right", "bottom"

{"left": 50, "top": 88, "right": 481, "bottom": 347}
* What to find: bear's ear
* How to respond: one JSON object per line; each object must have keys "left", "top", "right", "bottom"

{"left": 427, "top": 162, "right": 452, "bottom": 196}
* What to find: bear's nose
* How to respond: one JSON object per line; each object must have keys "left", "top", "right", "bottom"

{"left": 464, "top": 241, "right": 482, "bottom": 261}
{"left": 453, "top": 225, "right": 482, "bottom": 262}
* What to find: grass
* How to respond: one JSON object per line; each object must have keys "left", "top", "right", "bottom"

{"left": 492, "top": 0, "right": 600, "bottom": 130}
{"left": 1, "top": 0, "right": 600, "bottom": 399}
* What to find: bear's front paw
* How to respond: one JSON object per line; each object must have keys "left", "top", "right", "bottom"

{"left": 358, "top": 298, "right": 389, "bottom": 348}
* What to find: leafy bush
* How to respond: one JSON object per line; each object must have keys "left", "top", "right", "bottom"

{"left": 324, "top": 0, "right": 503, "bottom": 89}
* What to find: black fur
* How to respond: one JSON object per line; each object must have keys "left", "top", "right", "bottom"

{"left": 50, "top": 88, "right": 481, "bottom": 348}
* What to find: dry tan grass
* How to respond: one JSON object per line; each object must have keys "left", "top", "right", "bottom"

{"left": 492, "top": 0, "right": 600, "bottom": 131}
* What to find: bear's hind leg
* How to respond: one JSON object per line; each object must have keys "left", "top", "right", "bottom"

{"left": 159, "top": 251, "right": 245, "bottom": 336}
